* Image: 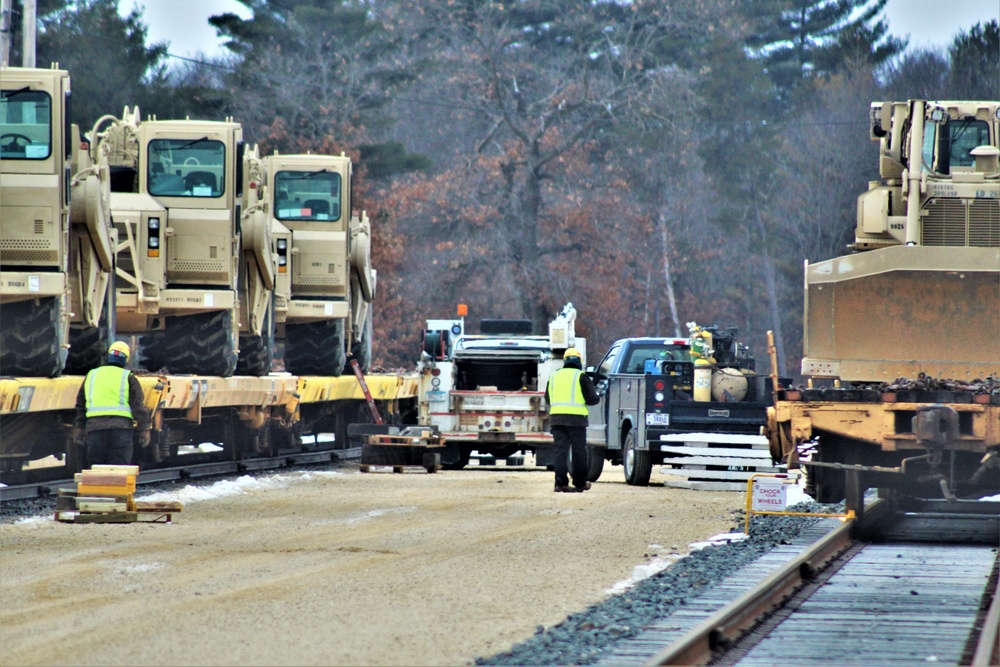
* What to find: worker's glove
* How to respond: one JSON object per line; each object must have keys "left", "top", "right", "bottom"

{"left": 137, "top": 430, "right": 151, "bottom": 448}
{"left": 71, "top": 427, "right": 85, "bottom": 446}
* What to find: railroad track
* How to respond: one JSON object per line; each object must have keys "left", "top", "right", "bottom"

{"left": 600, "top": 498, "right": 1000, "bottom": 667}
{"left": 0, "top": 446, "right": 363, "bottom": 503}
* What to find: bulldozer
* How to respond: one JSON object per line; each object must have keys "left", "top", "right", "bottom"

{"left": 802, "top": 100, "right": 999, "bottom": 382}
{"left": 89, "top": 108, "right": 275, "bottom": 377}
{"left": 0, "top": 66, "right": 115, "bottom": 377}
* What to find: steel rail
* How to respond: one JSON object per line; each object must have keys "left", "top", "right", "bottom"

{"left": 0, "top": 447, "right": 362, "bottom": 504}
{"left": 645, "top": 498, "right": 890, "bottom": 667}
{"left": 972, "top": 563, "right": 1000, "bottom": 667}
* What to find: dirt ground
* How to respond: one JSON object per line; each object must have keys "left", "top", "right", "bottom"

{"left": 0, "top": 462, "right": 743, "bottom": 667}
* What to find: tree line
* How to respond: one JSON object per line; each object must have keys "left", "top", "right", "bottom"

{"left": 5, "top": 0, "right": 998, "bottom": 374}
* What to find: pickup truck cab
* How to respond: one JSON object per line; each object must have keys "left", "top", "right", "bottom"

{"left": 585, "top": 333, "right": 781, "bottom": 485}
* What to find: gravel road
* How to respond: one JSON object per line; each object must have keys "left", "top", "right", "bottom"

{"left": 0, "top": 464, "right": 746, "bottom": 666}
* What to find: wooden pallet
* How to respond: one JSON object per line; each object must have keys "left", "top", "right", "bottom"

{"left": 54, "top": 510, "right": 177, "bottom": 524}
{"left": 361, "top": 430, "right": 445, "bottom": 473}
{"left": 54, "top": 500, "right": 183, "bottom": 524}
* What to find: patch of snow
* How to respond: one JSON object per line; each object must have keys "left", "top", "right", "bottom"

{"left": 346, "top": 506, "right": 416, "bottom": 525}
{"left": 688, "top": 532, "right": 749, "bottom": 550}
{"left": 606, "top": 554, "right": 682, "bottom": 595}
{"left": 116, "top": 562, "right": 164, "bottom": 574}
{"left": 138, "top": 470, "right": 341, "bottom": 505}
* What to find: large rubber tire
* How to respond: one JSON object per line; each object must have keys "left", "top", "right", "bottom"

{"left": 347, "top": 309, "right": 373, "bottom": 373}
{"left": 284, "top": 319, "right": 347, "bottom": 376}
{"left": 65, "top": 282, "right": 115, "bottom": 376}
{"left": 441, "top": 446, "right": 471, "bottom": 471}
{"left": 623, "top": 430, "right": 651, "bottom": 486}
{"left": 139, "top": 310, "right": 238, "bottom": 377}
{"left": 587, "top": 445, "right": 606, "bottom": 482}
{"left": 65, "top": 323, "right": 108, "bottom": 375}
{"left": 0, "top": 297, "right": 65, "bottom": 377}
{"left": 236, "top": 305, "right": 274, "bottom": 377}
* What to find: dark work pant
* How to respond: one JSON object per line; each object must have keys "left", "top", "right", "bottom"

{"left": 551, "top": 425, "right": 588, "bottom": 488}
{"left": 86, "top": 429, "right": 134, "bottom": 466}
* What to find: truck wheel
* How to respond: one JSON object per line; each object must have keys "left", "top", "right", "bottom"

{"left": 441, "top": 446, "right": 470, "bottom": 470}
{"left": 623, "top": 430, "right": 651, "bottom": 486}
{"left": 285, "top": 320, "right": 348, "bottom": 376}
{"left": 0, "top": 297, "right": 66, "bottom": 377}
{"left": 587, "top": 445, "right": 605, "bottom": 482}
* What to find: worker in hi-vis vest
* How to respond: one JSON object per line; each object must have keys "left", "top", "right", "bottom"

{"left": 73, "top": 342, "right": 150, "bottom": 466}
{"left": 545, "top": 347, "right": 600, "bottom": 492}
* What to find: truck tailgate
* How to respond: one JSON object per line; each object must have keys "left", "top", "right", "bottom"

{"left": 664, "top": 400, "right": 768, "bottom": 434}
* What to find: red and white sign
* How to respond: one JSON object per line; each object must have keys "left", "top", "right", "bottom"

{"left": 751, "top": 478, "right": 787, "bottom": 512}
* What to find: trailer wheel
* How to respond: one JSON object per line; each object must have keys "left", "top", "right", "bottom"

{"left": 587, "top": 445, "right": 605, "bottom": 482}
{"left": 623, "top": 430, "right": 651, "bottom": 486}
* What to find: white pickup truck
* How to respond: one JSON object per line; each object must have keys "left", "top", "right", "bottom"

{"left": 417, "top": 304, "right": 585, "bottom": 469}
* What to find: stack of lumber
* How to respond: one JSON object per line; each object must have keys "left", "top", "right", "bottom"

{"left": 657, "top": 433, "right": 783, "bottom": 491}
{"left": 54, "top": 465, "right": 182, "bottom": 523}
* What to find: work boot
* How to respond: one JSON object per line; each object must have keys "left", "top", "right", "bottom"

{"left": 553, "top": 485, "right": 576, "bottom": 493}
{"left": 575, "top": 482, "right": 592, "bottom": 492}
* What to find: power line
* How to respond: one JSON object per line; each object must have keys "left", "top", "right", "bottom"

{"left": 165, "top": 51, "right": 234, "bottom": 71}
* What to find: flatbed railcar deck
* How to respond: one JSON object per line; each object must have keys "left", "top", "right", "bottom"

{"left": 0, "top": 371, "right": 419, "bottom": 481}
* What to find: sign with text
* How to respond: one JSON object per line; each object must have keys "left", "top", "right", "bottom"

{"left": 751, "top": 478, "right": 787, "bottom": 512}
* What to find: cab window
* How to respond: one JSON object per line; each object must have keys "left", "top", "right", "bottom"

{"left": 0, "top": 89, "right": 52, "bottom": 160}
{"left": 596, "top": 343, "right": 621, "bottom": 381}
{"left": 621, "top": 345, "right": 688, "bottom": 374}
{"left": 147, "top": 138, "right": 226, "bottom": 197}
{"left": 274, "top": 170, "right": 342, "bottom": 221}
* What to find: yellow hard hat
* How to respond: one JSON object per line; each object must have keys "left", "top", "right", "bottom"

{"left": 563, "top": 347, "right": 582, "bottom": 360}
{"left": 108, "top": 341, "right": 131, "bottom": 360}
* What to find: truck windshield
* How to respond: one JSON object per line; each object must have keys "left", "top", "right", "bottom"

{"left": 923, "top": 118, "right": 992, "bottom": 175}
{"left": 147, "top": 138, "right": 226, "bottom": 197}
{"left": 274, "top": 170, "right": 342, "bottom": 221}
{"left": 621, "top": 344, "right": 689, "bottom": 374}
{"left": 0, "top": 89, "right": 52, "bottom": 160}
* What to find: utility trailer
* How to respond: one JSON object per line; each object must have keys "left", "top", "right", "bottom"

{"left": 416, "top": 303, "right": 583, "bottom": 469}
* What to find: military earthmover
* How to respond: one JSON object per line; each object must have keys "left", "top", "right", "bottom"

{"left": 802, "top": 100, "right": 999, "bottom": 382}
{"left": 89, "top": 109, "right": 274, "bottom": 377}
{"left": 260, "top": 152, "right": 375, "bottom": 375}
{"left": 0, "top": 66, "right": 115, "bottom": 377}
{"left": 768, "top": 100, "right": 1000, "bottom": 507}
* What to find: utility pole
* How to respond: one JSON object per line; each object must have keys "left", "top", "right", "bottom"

{"left": 23, "top": 0, "right": 36, "bottom": 67}
{"left": 0, "top": 0, "right": 12, "bottom": 66}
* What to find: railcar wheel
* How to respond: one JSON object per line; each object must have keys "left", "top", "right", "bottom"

{"left": 623, "top": 430, "right": 651, "bottom": 486}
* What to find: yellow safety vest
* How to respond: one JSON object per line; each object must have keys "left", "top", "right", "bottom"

{"left": 84, "top": 366, "right": 132, "bottom": 419}
{"left": 547, "top": 368, "right": 588, "bottom": 416}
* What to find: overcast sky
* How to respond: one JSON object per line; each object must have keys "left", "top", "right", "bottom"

{"left": 125, "top": 0, "right": 1000, "bottom": 61}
